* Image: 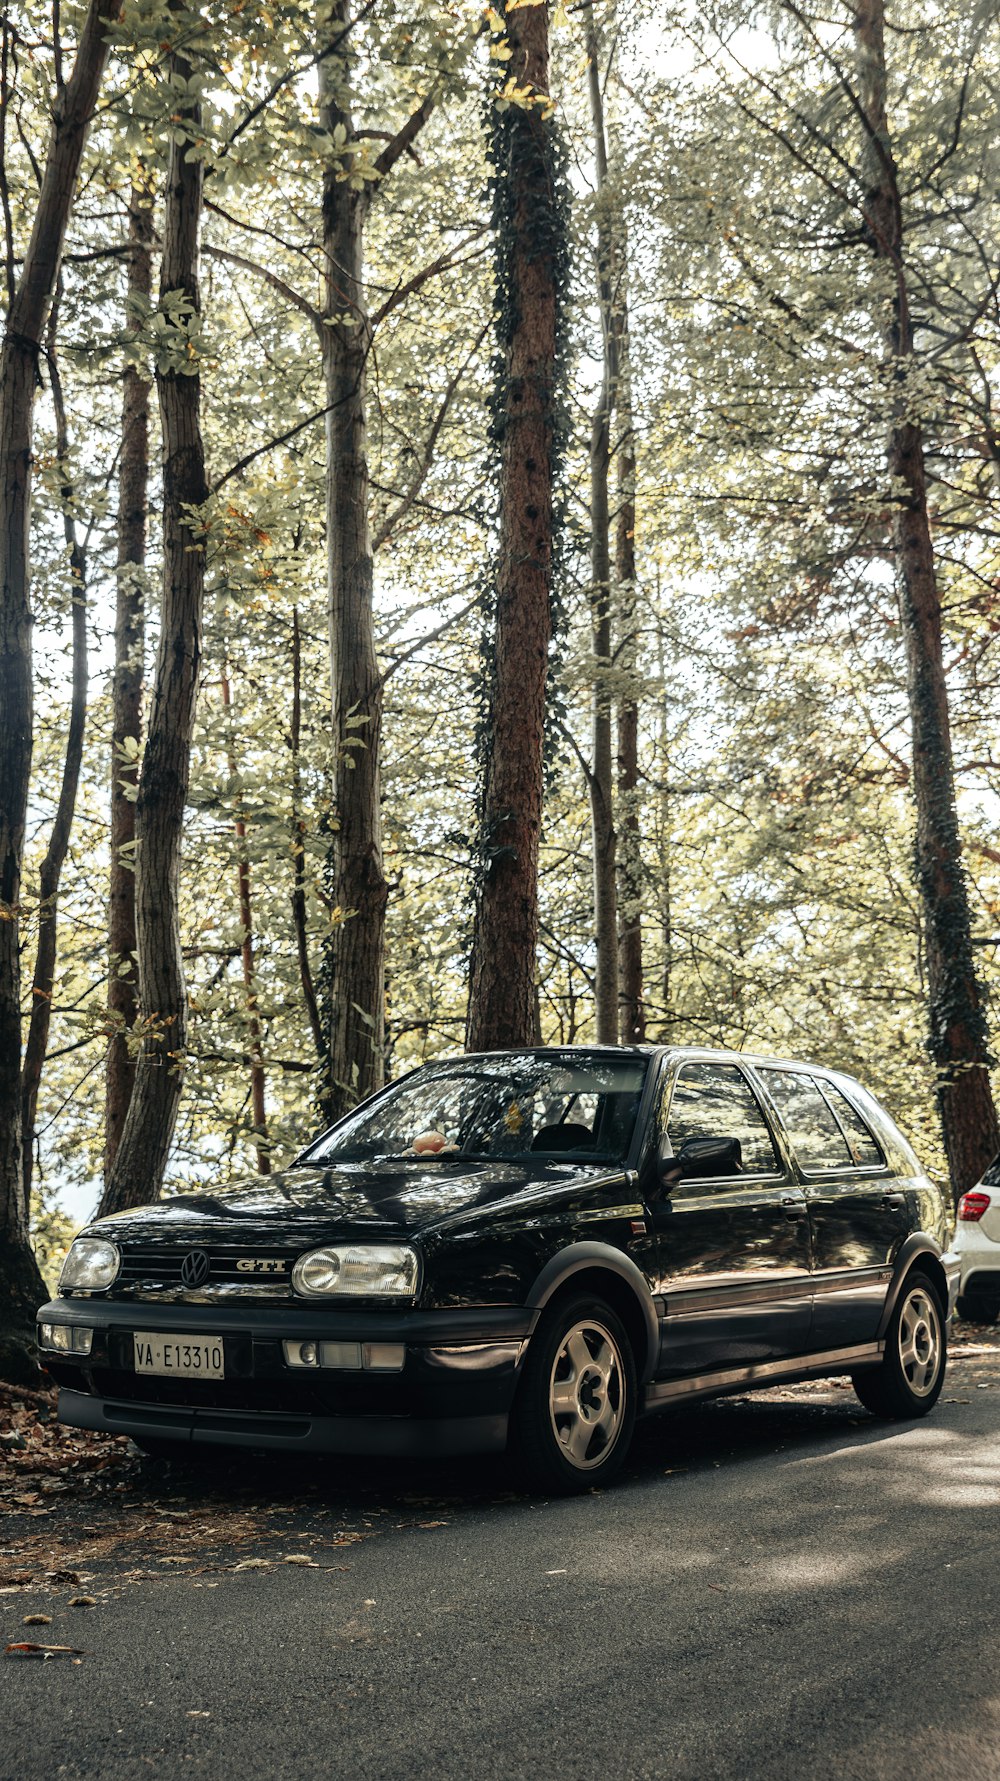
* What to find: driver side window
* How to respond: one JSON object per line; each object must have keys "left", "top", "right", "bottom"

{"left": 666, "top": 1063, "right": 780, "bottom": 1177}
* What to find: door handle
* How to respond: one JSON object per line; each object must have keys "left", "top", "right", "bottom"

{"left": 781, "top": 1194, "right": 808, "bottom": 1219}
{"left": 882, "top": 1191, "right": 906, "bottom": 1209}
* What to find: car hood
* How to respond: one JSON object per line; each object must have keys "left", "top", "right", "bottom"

{"left": 89, "top": 1156, "right": 622, "bottom": 1248}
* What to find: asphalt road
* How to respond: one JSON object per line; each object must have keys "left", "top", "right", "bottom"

{"left": 3, "top": 1358, "right": 1000, "bottom": 1781}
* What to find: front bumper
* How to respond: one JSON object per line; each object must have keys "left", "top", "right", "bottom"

{"left": 38, "top": 1298, "right": 535, "bottom": 1458}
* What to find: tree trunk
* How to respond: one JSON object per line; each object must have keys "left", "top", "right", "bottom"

{"left": 585, "top": 22, "right": 618, "bottom": 1046}
{"left": 221, "top": 663, "right": 270, "bottom": 1171}
{"left": 853, "top": 0, "right": 1000, "bottom": 1199}
{"left": 656, "top": 626, "right": 672, "bottom": 1028}
{"left": 615, "top": 341, "right": 645, "bottom": 1044}
{"left": 467, "top": 0, "right": 563, "bottom": 1053}
{"left": 20, "top": 308, "right": 88, "bottom": 1213}
{"left": 0, "top": 0, "right": 122, "bottom": 1379}
{"left": 290, "top": 607, "right": 325, "bottom": 1064}
{"left": 99, "top": 34, "right": 207, "bottom": 1217}
{"left": 319, "top": 2, "right": 387, "bottom": 1119}
{"left": 104, "top": 183, "right": 153, "bottom": 1181}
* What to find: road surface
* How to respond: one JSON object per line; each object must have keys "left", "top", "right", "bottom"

{"left": 2, "top": 1349, "right": 999, "bottom": 1781}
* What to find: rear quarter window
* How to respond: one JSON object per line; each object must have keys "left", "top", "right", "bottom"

{"left": 817, "top": 1080, "right": 884, "bottom": 1168}
{"left": 758, "top": 1069, "right": 852, "bottom": 1171}
{"left": 839, "top": 1078, "right": 924, "bottom": 1177}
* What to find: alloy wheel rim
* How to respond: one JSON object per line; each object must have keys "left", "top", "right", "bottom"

{"left": 548, "top": 1318, "right": 625, "bottom": 1470}
{"left": 898, "top": 1287, "right": 942, "bottom": 1397}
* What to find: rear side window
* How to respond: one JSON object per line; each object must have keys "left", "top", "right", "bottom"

{"left": 667, "top": 1063, "right": 780, "bottom": 1175}
{"left": 819, "top": 1081, "right": 884, "bottom": 1167}
{"left": 759, "top": 1070, "right": 852, "bottom": 1171}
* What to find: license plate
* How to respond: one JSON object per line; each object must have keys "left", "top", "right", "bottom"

{"left": 133, "top": 1334, "right": 225, "bottom": 1380}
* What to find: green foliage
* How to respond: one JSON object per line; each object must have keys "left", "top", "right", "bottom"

{"left": 9, "top": 0, "right": 1000, "bottom": 1233}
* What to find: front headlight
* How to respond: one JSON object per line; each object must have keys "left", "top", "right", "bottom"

{"left": 291, "top": 1244, "right": 420, "bottom": 1300}
{"left": 59, "top": 1238, "right": 121, "bottom": 1293}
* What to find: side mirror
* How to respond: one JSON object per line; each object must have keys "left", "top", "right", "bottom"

{"left": 658, "top": 1133, "right": 744, "bottom": 1186}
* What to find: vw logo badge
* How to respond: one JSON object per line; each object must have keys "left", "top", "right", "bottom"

{"left": 180, "top": 1249, "right": 210, "bottom": 1288}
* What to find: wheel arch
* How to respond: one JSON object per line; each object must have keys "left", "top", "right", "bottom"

{"left": 528, "top": 1243, "right": 659, "bottom": 1384}
{"left": 878, "top": 1235, "right": 949, "bottom": 1340}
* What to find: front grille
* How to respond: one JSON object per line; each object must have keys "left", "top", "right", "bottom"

{"left": 117, "top": 1246, "right": 296, "bottom": 1288}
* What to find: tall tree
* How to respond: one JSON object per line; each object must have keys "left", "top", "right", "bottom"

{"left": 99, "top": 23, "right": 208, "bottom": 1216}
{"left": 467, "top": 0, "right": 567, "bottom": 1052}
{"left": 319, "top": 1, "right": 435, "bottom": 1119}
{"left": 20, "top": 304, "right": 88, "bottom": 1212}
{"left": 104, "top": 181, "right": 154, "bottom": 1180}
{"left": 0, "top": 0, "right": 123, "bottom": 1379}
{"left": 615, "top": 338, "right": 645, "bottom": 1044}
{"left": 852, "top": 0, "right": 1000, "bottom": 1198}
{"left": 585, "top": 17, "right": 619, "bottom": 1045}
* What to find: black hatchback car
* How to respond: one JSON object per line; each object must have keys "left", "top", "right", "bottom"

{"left": 38, "top": 1047, "right": 959, "bottom": 1491}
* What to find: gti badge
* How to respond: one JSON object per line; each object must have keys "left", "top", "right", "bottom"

{"left": 235, "top": 1258, "right": 288, "bottom": 1274}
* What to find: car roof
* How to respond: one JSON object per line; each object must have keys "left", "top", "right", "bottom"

{"left": 457, "top": 1043, "right": 856, "bottom": 1080}
{"left": 659, "top": 1045, "right": 856, "bottom": 1078}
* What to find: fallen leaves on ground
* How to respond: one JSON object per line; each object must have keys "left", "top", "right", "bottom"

{"left": 5, "top": 1642, "right": 84, "bottom": 1660}
{"left": 0, "top": 1380, "right": 131, "bottom": 1508}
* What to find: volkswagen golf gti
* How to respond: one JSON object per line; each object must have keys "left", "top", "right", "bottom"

{"left": 38, "top": 1046, "right": 959, "bottom": 1491}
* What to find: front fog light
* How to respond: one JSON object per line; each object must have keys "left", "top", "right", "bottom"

{"left": 281, "top": 1340, "right": 405, "bottom": 1372}
{"left": 39, "top": 1323, "right": 93, "bottom": 1356}
{"left": 283, "top": 1340, "right": 319, "bottom": 1368}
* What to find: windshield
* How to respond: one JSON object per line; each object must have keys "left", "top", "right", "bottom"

{"left": 300, "top": 1053, "right": 649, "bottom": 1166}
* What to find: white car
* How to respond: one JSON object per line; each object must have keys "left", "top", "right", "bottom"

{"left": 955, "top": 1163, "right": 1000, "bottom": 1323}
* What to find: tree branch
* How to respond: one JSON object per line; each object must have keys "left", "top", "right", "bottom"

{"left": 203, "top": 242, "right": 324, "bottom": 342}
{"left": 372, "top": 318, "right": 489, "bottom": 550}
{"left": 370, "top": 233, "right": 489, "bottom": 328}
{"left": 374, "top": 91, "right": 436, "bottom": 179}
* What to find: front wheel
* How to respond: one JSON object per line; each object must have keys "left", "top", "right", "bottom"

{"left": 852, "top": 1272, "right": 946, "bottom": 1419}
{"left": 510, "top": 1294, "right": 636, "bottom": 1493}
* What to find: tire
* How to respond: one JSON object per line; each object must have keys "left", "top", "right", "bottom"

{"left": 510, "top": 1294, "right": 637, "bottom": 1494}
{"left": 956, "top": 1289, "right": 1000, "bottom": 1326}
{"left": 852, "top": 1271, "right": 946, "bottom": 1420}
